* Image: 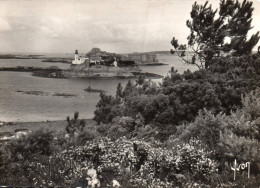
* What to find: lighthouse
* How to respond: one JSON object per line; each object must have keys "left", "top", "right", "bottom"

{"left": 72, "top": 49, "right": 90, "bottom": 65}
{"left": 75, "top": 49, "right": 79, "bottom": 60}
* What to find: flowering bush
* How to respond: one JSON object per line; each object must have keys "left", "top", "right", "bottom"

{"left": 28, "top": 137, "right": 217, "bottom": 187}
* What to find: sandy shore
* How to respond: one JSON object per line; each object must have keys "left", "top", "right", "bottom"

{"left": 0, "top": 119, "right": 96, "bottom": 138}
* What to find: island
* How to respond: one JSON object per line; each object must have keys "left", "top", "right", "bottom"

{"left": 84, "top": 86, "right": 106, "bottom": 93}
{"left": 0, "top": 54, "right": 44, "bottom": 59}
{"left": 0, "top": 48, "right": 163, "bottom": 79}
{"left": 41, "top": 49, "right": 169, "bottom": 66}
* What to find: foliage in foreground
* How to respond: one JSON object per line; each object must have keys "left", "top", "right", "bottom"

{"left": 0, "top": 88, "right": 260, "bottom": 187}
{"left": 94, "top": 54, "right": 260, "bottom": 142}
{"left": 13, "top": 137, "right": 217, "bottom": 187}
{"left": 1, "top": 48, "right": 260, "bottom": 187}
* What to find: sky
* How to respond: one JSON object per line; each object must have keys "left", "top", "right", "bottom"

{"left": 0, "top": 0, "right": 260, "bottom": 54}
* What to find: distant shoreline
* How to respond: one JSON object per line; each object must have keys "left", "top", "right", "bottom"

{"left": 42, "top": 58, "right": 72, "bottom": 64}
{"left": 0, "top": 54, "right": 44, "bottom": 59}
{"left": 139, "top": 63, "right": 168, "bottom": 66}
{"left": 0, "top": 66, "right": 163, "bottom": 79}
{"left": 0, "top": 119, "right": 96, "bottom": 141}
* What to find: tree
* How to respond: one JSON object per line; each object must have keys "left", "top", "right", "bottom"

{"left": 136, "top": 75, "right": 145, "bottom": 86}
{"left": 116, "top": 82, "right": 123, "bottom": 98}
{"left": 123, "top": 80, "right": 134, "bottom": 97}
{"left": 94, "top": 92, "right": 121, "bottom": 124}
{"left": 171, "top": 0, "right": 260, "bottom": 69}
{"left": 66, "top": 112, "right": 86, "bottom": 136}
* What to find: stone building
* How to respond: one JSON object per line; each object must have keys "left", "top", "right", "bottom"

{"left": 128, "top": 52, "right": 158, "bottom": 63}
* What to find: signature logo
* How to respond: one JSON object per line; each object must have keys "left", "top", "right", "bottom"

{"left": 231, "top": 159, "right": 250, "bottom": 180}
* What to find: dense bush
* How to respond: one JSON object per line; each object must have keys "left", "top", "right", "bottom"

{"left": 94, "top": 92, "right": 122, "bottom": 124}
{"left": 95, "top": 66, "right": 260, "bottom": 185}
{"left": 9, "top": 128, "right": 55, "bottom": 158}
{"left": 76, "top": 130, "right": 99, "bottom": 146}
{"left": 1, "top": 86, "right": 260, "bottom": 186}
{"left": 93, "top": 54, "right": 260, "bottom": 144}
{"left": 168, "top": 88, "right": 260, "bottom": 183}
{"left": 0, "top": 128, "right": 55, "bottom": 186}
{"left": 242, "top": 88, "right": 260, "bottom": 121}
{"left": 27, "top": 137, "right": 217, "bottom": 187}
{"left": 2, "top": 53, "right": 260, "bottom": 187}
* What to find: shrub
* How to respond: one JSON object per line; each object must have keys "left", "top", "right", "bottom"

{"left": 76, "top": 130, "right": 99, "bottom": 146}
{"left": 94, "top": 92, "right": 122, "bottom": 124}
{"left": 96, "top": 123, "right": 110, "bottom": 136}
{"left": 66, "top": 112, "right": 86, "bottom": 136}
{"left": 1, "top": 128, "right": 55, "bottom": 186}
{"left": 111, "top": 116, "right": 135, "bottom": 133}
{"left": 106, "top": 124, "right": 129, "bottom": 141}
{"left": 28, "top": 137, "right": 217, "bottom": 187}
{"left": 0, "top": 144, "right": 12, "bottom": 184}
{"left": 8, "top": 128, "right": 55, "bottom": 161}
{"left": 176, "top": 109, "right": 225, "bottom": 150}
{"left": 242, "top": 88, "right": 260, "bottom": 120}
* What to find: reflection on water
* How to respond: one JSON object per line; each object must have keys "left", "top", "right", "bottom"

{"left": 0, "top": 54, "right": 197, "bottom": 122}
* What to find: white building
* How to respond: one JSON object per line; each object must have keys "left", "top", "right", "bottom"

{"left": 72, "top": 50, "right": 90, "bottom": 65}
{"left": 113, "top": 57, "right": 118, "bottom": 67}
{"left": 72, "top": 49, "right": 118, "bottom": 67}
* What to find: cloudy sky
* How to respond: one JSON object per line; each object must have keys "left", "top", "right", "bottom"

{"left": 0, "top": 0, "right": 260, "bottom": 54}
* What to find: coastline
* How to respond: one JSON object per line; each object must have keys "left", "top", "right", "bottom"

{"left": 0, "top": 66, "right": 163, "bottom": 79}
{"left": 42, "top": 58, "right": 72, "bottom": 64}
{"left": 0, "top": 119, "right": 96, "bottom": 140}
{"left": 138, "top": 63, "right": 168, "bottom": 66}
{"left": 0, "top": 54, "right": 44, "bottom": 59}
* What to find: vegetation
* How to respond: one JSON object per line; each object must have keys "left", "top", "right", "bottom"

{"left": 2, "top": 52, "right": 259, "bottom": 186}
{"left": 171, "top": 0, "right": 260, "bottom": 69}
{"left": 1, "top": 0, "right": 260, "bottom": 187}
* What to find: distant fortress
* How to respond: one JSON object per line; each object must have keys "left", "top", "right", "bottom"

{"left": 127, "top": 52, "right": 158, "bottom": 64}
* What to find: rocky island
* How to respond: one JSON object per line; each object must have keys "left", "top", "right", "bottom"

{"left": 0, "top": 48, "right": 163, "bottom": 79}
{"left": 41, "top": 49, "right": 168, "bottom": 66}
{"left": 0, "top": 54, "right": 44, "bottom": 59}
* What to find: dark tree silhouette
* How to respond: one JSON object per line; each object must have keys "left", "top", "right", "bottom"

{"left": 171, "top": 0, "right": 260, "bottom": 69}
{"left": 66, "top": 112, "right": 85, "bottom": 136}
{"left": 116, "top": 82, "right": 124, "bottom": 98}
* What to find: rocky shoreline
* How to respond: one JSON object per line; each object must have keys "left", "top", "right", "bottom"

{"left": 0, "top": 66, "right": 163, "bottom": 79}
{"left": 0, "top": 54, "right": 44, "bottom": 59}
{"left": 139, "top": 63, "right": 168, "bottom": 66}
{"left": 42, "top": 58, "right": 72, "bottom": 64}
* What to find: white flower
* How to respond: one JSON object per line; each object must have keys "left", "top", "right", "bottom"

{"left": 92, "top": 178, "right": 101, "bottom": 188}
{"left": 87, "top": 168, "right": 97, "bottom": 178}
{"left": 112, "top": 180, "right": 121, "bottom": 187}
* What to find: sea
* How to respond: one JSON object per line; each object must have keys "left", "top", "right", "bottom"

{"left": 0, "top": 53, "right": 197, "bottom": 122}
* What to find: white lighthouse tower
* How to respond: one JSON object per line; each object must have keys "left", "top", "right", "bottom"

{"left": 75, "top": 49, "right": 79, "bottom": 60}
{"left": 72, "top": 49, "right": 90, "bottom": 65}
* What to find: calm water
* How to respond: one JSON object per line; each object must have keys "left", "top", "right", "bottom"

{"left": 0, "top": 54, "right": 196, "bottom": 122}
{"left": 0, "top": 59, "right": 70, "bottom": 69}
{"left": 140, "top": 53, "right": 197, "bottom": 80}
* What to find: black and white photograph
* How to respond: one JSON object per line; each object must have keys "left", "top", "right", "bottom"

{"left": 0, "top": 0, "right": 260, "bottom": 187}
